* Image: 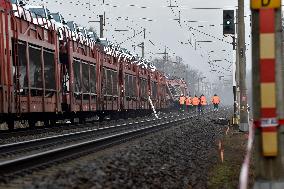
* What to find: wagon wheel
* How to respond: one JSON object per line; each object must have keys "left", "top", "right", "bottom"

{"left": 7, "top": 119, "right": 14, "bottom": 130}
{"left": 28, "top": 120, "right": 36, "bottom": 129}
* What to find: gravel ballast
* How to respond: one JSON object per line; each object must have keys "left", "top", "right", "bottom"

{"left": 2, "top": 109, "right": 232, "bottom": 189}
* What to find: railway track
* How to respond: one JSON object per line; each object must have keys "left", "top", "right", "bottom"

{"left": 0, "top": 113, "right": 168, "bottom": 146}
{"left": 0, "top": 116, "right": 148, "bottom": 140}
{"left": 0, "top": 110, "right": 206, "bottom": 178}
{"left": 0, "top": 117, "right": 163, "bottom": 162}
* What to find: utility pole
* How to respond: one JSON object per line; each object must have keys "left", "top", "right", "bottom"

{"left": 198, "top": 79, "right": 200, "bottom": 95}
{"left": 251, "top": 0, "right": 284, "bottom": 188}
{"left": 233, "top": 16, "right": 241, "bottom": 127}
{"left": 233, "top": 34, "right": 240, "bottom": 126}
{"left": 99, "top": 15, "right": 104, "bottom": 38}
{"left": 238, "top": 0, "right": 248, "bottom": 132}
{"left": 185, "top": 65, "right": 188, "bottom": 83}
{"left": 156, "top": 47, "right": 168, "bottom": 73}
{"left": 137, "top": 42, "right": 145, "bottom": 58}
{"left": 163, "top": 47, "right": 167, "bottom": 73}
{"left": 142, "top": 43, "right": 145, "bottom": 58}
{"left": 176, "top": 56, "right": 182, "bottom": 78}
{"left": 89, "top": 14, "right": 105, "bottom": 38}
{"left": 137, "top": 28, "right": 146, "bottom": 58}
{"left": 198, "top": 77, "right": 206, "bottom": 96}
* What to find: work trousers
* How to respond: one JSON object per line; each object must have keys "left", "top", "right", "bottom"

{"left": 180, "top": 104, "right": 185, "bottom": 111}
{"left": 198, "top": 105, "right": 203, "bottom": 114}
{"left": 193, "top": 105, "right": 198, "bottom": 112}
{"left": 213, "top": 104, "right": 219, "bottom": 111}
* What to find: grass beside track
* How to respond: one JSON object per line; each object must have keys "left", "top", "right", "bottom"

{"left": 208, "top": 128, "right": 254, "bottom": 189}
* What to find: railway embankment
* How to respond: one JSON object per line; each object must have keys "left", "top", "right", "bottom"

{"left": 0, "top": 108, "right": 249, "bottom": 189}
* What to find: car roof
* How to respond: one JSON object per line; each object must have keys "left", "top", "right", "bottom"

{"left": 51, "top": 12, "right": 60, "bottom": 15}
{"left": 25, "top": 5, "right": 45, "bottom": 9}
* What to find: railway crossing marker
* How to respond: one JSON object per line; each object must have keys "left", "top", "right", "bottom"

{"left": 251, "top": 0, "right": 284, "bottom": 188}
{"left": 251, "top": 0, "right": 281, "bottom": 9}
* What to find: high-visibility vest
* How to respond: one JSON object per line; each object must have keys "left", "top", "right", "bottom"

{"left": 186, "top": 97, "right": 192, "bottom": 106}
{"left": 179, "top": 96, "right": 186, "bottom": 105}
{"left": 201, "top": 96, "right": 207, "bottom": 105}
{"left": 192, "top": 97, "right": 199, "bottom": 106}
{"left": 212, "top": 96, "right": 220, "bottom": 104}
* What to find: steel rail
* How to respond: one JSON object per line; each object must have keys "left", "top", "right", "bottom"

{"left": 0, "top": 112, "right": 184, "bottom": 162}
{"left": 0, "top": 113, "right": 166, "bottom": 139}
{"left": 0, "top": 113, "right": 196, "bottom": 177}
{"left": 0, "top": 118, "right": 141, "bottom": 139}
{"left": 0, "top": 117, "right": 161, "bottom": 156}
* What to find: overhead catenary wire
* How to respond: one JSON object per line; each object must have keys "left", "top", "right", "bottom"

{"left": 36, "top": 0, "right": 232, "bottom": 79}
{"left": 170, "top": 0, "right": 235, "bottom": 77}
{"left": 39, "top": 0, "right": 186, "bottom": 59}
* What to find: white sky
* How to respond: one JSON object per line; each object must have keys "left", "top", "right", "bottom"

{"left": 27, "top": 0, "right": 252, "bottom": 82}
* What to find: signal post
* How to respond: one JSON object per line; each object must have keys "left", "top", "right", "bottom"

{"left": 223, "top": 10, "right": 240, "bottom": 127}
{"left": 251, "top": 0, "right": 284, "bottom": 188}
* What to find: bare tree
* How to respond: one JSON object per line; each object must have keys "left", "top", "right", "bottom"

{"left": 152, "top": 56, "right": 204, "bottom": 94}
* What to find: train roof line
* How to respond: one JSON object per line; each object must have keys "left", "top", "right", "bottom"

{"left": 10, "top": 2, "right": 161, "bottom": 73}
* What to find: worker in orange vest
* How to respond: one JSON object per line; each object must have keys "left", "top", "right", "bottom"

{"left": 179, "top": 94, "right": 186, "bottom": 111}
{"left": 200, "top": 94, "right": 207, "bottom": 105}
{"left": 192, "top": 95, "right": 200, "bottom": 112}
{"left": 211, "top": 94, "right": 221, "bottom": 111}
{"left": 200, "top": 94, "right": 207, "bottom": 114}
{"left": 186, "top": 95, "right": 192, "bottom": 112}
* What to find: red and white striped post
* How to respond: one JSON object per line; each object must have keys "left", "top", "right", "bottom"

{"left": 251, "top": 0, "right": 284, "bottom": 187}
{"left": 258, "top": 8, "right": 278, "bottom": 157}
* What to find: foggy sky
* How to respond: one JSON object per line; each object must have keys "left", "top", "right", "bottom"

{"left": 31, "top": 0, "right": 252, "bottom": 84}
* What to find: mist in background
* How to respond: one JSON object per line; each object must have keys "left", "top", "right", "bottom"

{"left": 29, "top": 0, "right": 255, "bottom": 106}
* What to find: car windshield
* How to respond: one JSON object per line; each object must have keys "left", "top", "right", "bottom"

{"left": 92, "top": 33, "right": 98, "bottom": 40}
{"left": 51, "top": 13, "right": 61, "bottom": 22}
{"left": 10, "top": 0, "right": 17, "bottom": 4}
{"left": 99, "top": 39, "right": 108, "bottom": 46}
{"left": 29, "top": 8, "right": 46, "bottom": 18}
{"left": 79, "top": 28, "right": 86, "bottom": 35}
{"left": 67, "top": 22, "right": 75, "bottom": 31}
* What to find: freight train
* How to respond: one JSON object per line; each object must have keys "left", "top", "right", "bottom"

{"left": 0, "top": 0, "right": 189, "bottom": 129}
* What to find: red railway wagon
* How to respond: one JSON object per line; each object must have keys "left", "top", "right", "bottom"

{"left": 150, "top": 71, "right": 162, "bottom": 109}
{"left": 0, "top": 0, "right": 174, "bottom": 129}
{"left": 157, "top": 73, "right": 168, "bottom": 109}
{"left": 60, "top": 39, "right": 154, "bottom": 121}
{"left": 60, "top": 37, "right": 99, "bottom": 119}
{"left": 0, "top": 0, "right": 14, "bottom": 123}
{"left": 137, "top": 67, "right": 150, "bottom": 110}
{"left": 0, "top": 0, "right": 61, "bottom": 128}
{"left": 100, "top": 46, "right": 120, "bottom": 113}
{"left": 123, "top": 60, "right": 137, "bottom": 110}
